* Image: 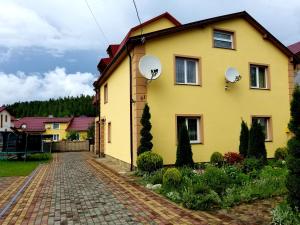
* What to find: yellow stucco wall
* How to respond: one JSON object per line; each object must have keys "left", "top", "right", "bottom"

{"left": 44, "top": 123, "right": 69, "bottom": 141}
{"left": 100, "top": 58, "right": 131, "bottom": 163}
{"left": 78, "top": 131, "right": 88, "bottom": 140}
{"left": 144, "top": 18, "right": 291, "bottom": 164}
{"left": 130, "top": 17, "right": 176, "bottom": 37}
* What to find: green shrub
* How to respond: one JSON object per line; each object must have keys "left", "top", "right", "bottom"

{"left": 242, "top": 158, "right": 264, "bottom": 174}
{"left": 224, "top": 165, "right": 249, "bottom": 185}
{"left": 26, "top": 153, "right": 52, "bottom": 161}
{"left": 275, "top": 147, "right": 288, "bottom": 160}
{"left": 137, "top": 104, "right": 153, "bottom": 155}
{"left": 286, "top": 156, "right": 300, "bottom": 173}
{"left": 136, "top": 152, "right": 163, "bottom": 173}
{"left": 166, "top": 191, "right": 181, "bottom": 203}
{"left": 287, "top": 137, "right": 300, "bottom": 157}
{"left": 272, "top": 202, "right": 300, "bottom": 225}
{"left": 239, "top": 120, "right": 249, "bottom": 157}
{"left": 182, "top": 187, "right": 221, "bottom": 210}
{"left": 200, "top": 166, "right": 230, "bottom": 195}
{"left": 163, "top": 168, "right": 182, "bottom": 188}
{"left": 148, "top": 169, "right": 166, "bottom": 184}
{"left": 248, "top": 120, "right": 267, "bottom": 162}
{"left": 210, "top": 152, "right": 224, "bottom": 167}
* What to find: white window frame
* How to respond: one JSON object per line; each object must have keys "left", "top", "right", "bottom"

{"left": 175, "top": 58, "right": 199, "bottom": 85}
{"left": 53, "top": 134, "right": 59, "bottom": 141}
{"left": 213, "top": 30, "right": 233, "bottom": 49}
{"left": 177, "top": 116, "right": 201, "bottom": 144}
{"left": 250, "top": 65, "right": 268, "bottom": 89}
{"left": 252, "top": 117, "right": 271, "bottom": 141}
{"left": 52, "top": 123, "right": 60, "bottom": 130}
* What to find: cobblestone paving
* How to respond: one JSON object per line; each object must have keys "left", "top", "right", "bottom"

{"left": 0, "top": 152, "right": 252, "bottom": 225}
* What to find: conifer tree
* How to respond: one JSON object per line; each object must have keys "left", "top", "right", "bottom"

{"left": 239, "top": 120, "right": 249, "bottom": 157}
{"left": 175, "top": 123, "right": 194, "bottom": 167}
{"left": 137, "top": 104, "right": 153, "bottom": 155}
{"left": 248, "top": 120, "right": 267, "bottom": 162}
{"left": 287, "top": 86, "right": 300, "bottom": 211}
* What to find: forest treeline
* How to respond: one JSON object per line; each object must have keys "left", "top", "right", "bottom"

{"left": 6, "top": 95, "right": 96, "bottom": 118}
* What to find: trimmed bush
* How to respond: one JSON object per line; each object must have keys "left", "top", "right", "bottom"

{"left": 275, "top": 147, "right": 288, "bottom": 160}
{"left": 210, "top": 152, "right": 224, "bottom": 167}
{"left": 163, "top": 168, "right": 182, "bottom": 188}
{"left": 26, "top": 153, "right": 52, "bottom": 161}
{"left": 136, "top": 152, "right": 163, "bottom": 173}
{"left": 175, "top": 123, "right": 194, "bottom": 167}
{"left": 242, "top": 158, "right": 264, "bottom": 174}
{"left": 286, "top": 156, "right": 300, "bottom": 174}
{"left": 287, "top": 137, "right": 300, "bottom": 157}
{"left": 137, "top": 104, "right": 153, "bottom": 155}
{"left": 248, "top": 120, "right": 267, "bottom": 162}
{"left": 239, "top": 120, "right": 249, "bottom": 157}
{"left": 200, "top": 166, "right": 230, "bottom": 195}
{"left": 224, "top": 152, "right": 243, "bottom": 165}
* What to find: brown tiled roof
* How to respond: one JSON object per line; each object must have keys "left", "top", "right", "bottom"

{"left": 288, "top": 41, "right": 300, "bottom": 55}
{"left": 66, "top": 117, "right": 95, "bottom": 132}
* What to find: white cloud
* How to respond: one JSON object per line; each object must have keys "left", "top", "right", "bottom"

{"left": 0, "top": 67, "right": 96, "bottom": 104}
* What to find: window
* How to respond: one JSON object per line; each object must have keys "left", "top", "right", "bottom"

{"left": 53, "top": 134, "right": 59, "bottom": 141}
{"left": 5, "top": 115, "right": 7, "bottom": 123}
{"left": 213, "top": 30, "right": 234, "bottom": 49}
{"left": 104, "top": 84, "right": 108, "bottom": 103}
{"left": 52, "top": 123, "right": 60, "bottom": 129}
{"left": 250, "top": 65, "right": 269, "bottom": 89}
{"left": 252, "top": 116, "right": 272, "bottom": 141}
{"left": 175, "top": 57, "right": 199, "bottom": 85}
{"left": 177, "top": 116, "right": 202, "bottom": 144}
{"left": 108, "top": 122, "right": 111, "bottom": 143}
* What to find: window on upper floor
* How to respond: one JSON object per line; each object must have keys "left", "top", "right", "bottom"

{"left": 104, "top": 84, "right": 108, "bottom": 103}
{"left": 250, "top": 64, "right": 269, "bottom": 89}
{"left": 252, "top": 116, "right": 272, "bottom": 141}
{"left": 52, "top": 123, "right": 60, "bottom": 129}
{"left": 175, "top": 57, "right": 200, "bottom": 85}
{"left": 176, "top": 115, "right": 203, "bottom": 144}
{"left": 213, "top": 30, "right": 234, "bottom": 49}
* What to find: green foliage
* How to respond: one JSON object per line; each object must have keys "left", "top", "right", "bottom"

{"left": 163, "top": 168, "right": 182, "bottom": 188}
{"left": 224, "top": 165, "right": 250, "bottom": 185}
{"left": 210, "top": 152, "right": 224, "bottom": 167}
{"left": 87, "top": 123, "right": 95, "bottom": 139}
{"left": 26, "top": 153, "right": 52, "bottom": 161}
{"left": 242, "top": 158, "right": 264, "bottom": 174}
{"left": 136, "top": 152, "right": 163, "bottom": 173}
{"left": 287, "top": 86, "right": 300, "bottom": 210}
{"left": 239, "top": 120, "right": 249, "bottom": 157}
{"left": 6, "top": 95, "right": 96, "bottom": 117}
{"left": 0, "top": 161, "right": 40, "bottom": 177}
{"left": 148, "top": 168, "right": 167, "bottom": 185}
{"left": 137, "top": 104, "right": 153, "bottom": 155}
{"left": 175, "top": 123, "right": 194, "bottom": 167}
{"left": 182, "top": 187, "right": 221, "bottom": 210}
{"left": 275, "top": 147, "right": 288, "bottom": 160}
{"left": 200, "top": 166, "right": 230, "bottom": 195}
{"left": 67, "top": 131, "right": 79, "bottom": 141}
{"left": 248, "top": 120, "right": 267, "bottom": 162}
{"left": 272, "top": 202, "right": 300, "bottom": 225}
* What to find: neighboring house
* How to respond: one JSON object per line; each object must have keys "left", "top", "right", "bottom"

{"left": 66, "top": 117, "right": 94, "bottom": 140}
{"left": 0, "top": 107, "right": 14, "bottom": 132}
{"left": 14, "top": 117, "right": 94, "bottom": 141}
{"left": 93, "top": 11, "right": 299, "bottom": 167}
{"left": 288, "top": 41, "right": 300, "bottom": 76}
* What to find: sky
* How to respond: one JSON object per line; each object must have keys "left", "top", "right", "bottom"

{"left": 0, "top": 0, "right": 300, "bottom": 105}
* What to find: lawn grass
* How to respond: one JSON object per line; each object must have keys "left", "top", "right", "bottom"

{"left": 0, "top": 161, "right": 41, "bottom": 177}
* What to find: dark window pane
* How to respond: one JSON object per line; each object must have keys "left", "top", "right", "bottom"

{"left": 187, "top": 60, "right": 196, "bottom": 83}
{"left": 214, "top": 40, "right": 232, "bottom": 49}
{"left": 187, "top": 118, "right": 198, "bottom": 141}
{"left": 250, "top": 66, "right": 257, "bottom": 87}
{"left": 176, "top": 58, "right": 185, "bottom": 83}
{"left": 259, "top": 67, "right": 266, "bottom": 88}
{"left": 214, "top": 31, "right": 232, "bottom": 40}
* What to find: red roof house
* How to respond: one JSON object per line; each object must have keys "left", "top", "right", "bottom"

{"left": 66, "top": 117, "right": 94, "bottom": 132}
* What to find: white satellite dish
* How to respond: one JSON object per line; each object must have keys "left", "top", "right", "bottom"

{"left": 225, "top": 67, "right": 241, "bottom": 83}
{"left": 138, "top": 55, "right": 162, "bottom": 80}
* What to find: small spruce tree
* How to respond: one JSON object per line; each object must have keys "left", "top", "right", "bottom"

{"left": 239, "top": 120, "right": 249, "bottom": 157}
{"left": 137, "top": 104, "right": 153, "bottom": 155}
{"left": 175, "top": 123, "right": 194, "bottom": 167}
{"left": 248, "top": 120, "right": 267, "bottom": 162}
{"left": 287, "top": 86, "right": 300, "bottom": 211}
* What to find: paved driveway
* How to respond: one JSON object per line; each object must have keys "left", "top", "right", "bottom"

{"left": 0, "top": 152, "right": 236, "bottom": 225}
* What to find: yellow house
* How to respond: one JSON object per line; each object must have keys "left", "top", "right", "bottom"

{"left": 43, "top": 118, "right": 72, "bottom": 141}
{"left": 94, "top": 11, "right": 299, "bottom": 167}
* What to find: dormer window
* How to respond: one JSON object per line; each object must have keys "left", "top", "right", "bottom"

{"left": 213, "top": 29, "right": 234, "bottom": 49}
{"left": 52, "top": 123, "right": 60, "bottom": 129}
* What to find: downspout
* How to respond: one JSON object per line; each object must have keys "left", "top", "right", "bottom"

{"left": 97, "top": 87, "right": 101, "bottom": 158}
{"left": 126, "top": 44, "right": 134, "bottom": 171}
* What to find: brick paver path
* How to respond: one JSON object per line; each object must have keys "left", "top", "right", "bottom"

{"left": 0, "top": 152, "right": 239, "bottom": 225}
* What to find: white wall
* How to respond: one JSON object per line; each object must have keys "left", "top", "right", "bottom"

{"left": 0, "top": 110, "right": 12, "bottom": 131}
